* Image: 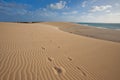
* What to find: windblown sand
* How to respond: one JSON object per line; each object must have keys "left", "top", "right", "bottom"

{"left": 43, "top": 22, "right": 120, "bottom": 42}
{"left": 0, "top": 22, "right": 120, "bottom": 80}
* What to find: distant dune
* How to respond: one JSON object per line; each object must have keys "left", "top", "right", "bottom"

{"left": 0, "top": 22, "right": 120, "bottom": 80}
{"left": 43, "top": 22, "right": 120, "bottom": 42}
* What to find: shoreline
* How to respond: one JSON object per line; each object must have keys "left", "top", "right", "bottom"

{"left": 77, "top": 24, "right": 120, "bottom": 31}
{"left": 43, "top": 22, "right": 120, "bottom": 43}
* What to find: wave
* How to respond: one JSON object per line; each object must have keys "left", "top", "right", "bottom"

{"left": 78, "top": 23, "right": 120, "bottom": 30}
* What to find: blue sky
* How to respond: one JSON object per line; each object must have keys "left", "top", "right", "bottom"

{"left": 0, "top": 0, "right": 120, "bottom": 23}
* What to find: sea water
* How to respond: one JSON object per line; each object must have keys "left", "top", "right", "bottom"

{"left": 77, "top": 23, "right": 120, "bottom": 30}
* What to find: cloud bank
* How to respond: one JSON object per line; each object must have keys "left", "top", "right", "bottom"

{"left": 90, "top": 5, "right": 112, "bottom": 12}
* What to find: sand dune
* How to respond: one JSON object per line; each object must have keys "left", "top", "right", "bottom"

{"left": 0, "top": 22, "right": 120, "bottom": 80}
{"left": 43, "top": 22, "right": 120, "bottom": 42}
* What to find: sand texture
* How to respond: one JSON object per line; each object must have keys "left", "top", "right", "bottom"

{"left": 43, "top": 22, "right": 120, "bottom": 42}
{"left": 0, "top": 22, "right": 120, "bottom": 80}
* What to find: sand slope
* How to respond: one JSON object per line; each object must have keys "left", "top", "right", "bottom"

{"left": 43, "top": 22, "right": 120, "bottom": 42}
{"left": 0, "top": 22, "right": 120, "bottom": 80}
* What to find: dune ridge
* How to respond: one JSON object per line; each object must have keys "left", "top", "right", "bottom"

{"left": 42, "top": 22, "right": 120, "bottom": 42}
{"left": 0, "top": 22, "right": 120, "bottom": 80}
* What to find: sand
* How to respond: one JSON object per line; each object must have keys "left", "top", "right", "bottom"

{"left": 0, "top": 22, "right": 120, "bottom": 80}
{"left": 43, "top": 22, "right": 120, "bottom": 42}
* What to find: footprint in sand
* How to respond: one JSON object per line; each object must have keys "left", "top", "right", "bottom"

{"left": 50, "top": 40, "right": 52, "bottom": 42}
{"left": 41, "top": 47, "right": 45, "bottom": 50}
{"left": 68, "top": 57, "right": 72, "bottom": 61}
{"left": 48, "top": 57, "right": 54, "bottom": 62}
{"left": 58, "top": 46, "right": 60, "bottom": 48}
{"left": 76, "top": 66, "right": 87, "bottom": 77}
{"left": 52, "top": 66, "right": 66, "bottom": 75}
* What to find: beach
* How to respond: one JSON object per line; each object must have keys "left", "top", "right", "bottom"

{"left": 43, "top": 22, "right": 120, "bottom": 42}
{"left": 0, "top": 22, "right": 120, "bottom": 80}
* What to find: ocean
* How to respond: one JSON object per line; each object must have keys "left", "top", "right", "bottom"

{"left": 77, "top": 23, "right": 120, "bottom": 30}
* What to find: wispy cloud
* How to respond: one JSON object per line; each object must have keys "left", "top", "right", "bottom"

{"left": 0, "top": 0, "right": 120, "bottom": 23}
{"left": 49, "top": 1, "right": 67, "bottom": 9}
{"left": 33, "top": 8, "right": 58, "bottom": 17}
{"left": 90, "top": 5, "right": 112, "bottom": 12}
{"left": 107, "top": 12, "right": 120, "bottom": 16}
{"left": 0, "top": 1, "right": 29, "bottom": 9}
{"left": 0, "top": 0, "right": 30, "bottom": 15}
{"left": 91, "top": 0, "right": 98, "bottom": 3}
{"left": 115, "top": 3, "right": 120, "bottom": 7}
{"left": 62, "top": 11, "right": 78, "bottom": 15}
{"left": 82, "top": 1, "right": 87, "bottom": 7}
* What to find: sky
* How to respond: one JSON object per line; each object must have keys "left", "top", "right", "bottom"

{"left": 0, "top": 0, "right": 120, "bottom": 23}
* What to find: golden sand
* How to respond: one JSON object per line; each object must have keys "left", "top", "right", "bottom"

{"left": 0, "top": 22, "right": 120, "bottom": 80}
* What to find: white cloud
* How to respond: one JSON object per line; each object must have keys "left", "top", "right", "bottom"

{"left": 95, "top": 13, "right": 120, "bottom": 23}
{"left": 62, "top": 11, "right": 78, "bottom": 15}
{"left": 91, "top": 0, "right": 98, "bottom": 3}
{"left": 82, "top": 1, "right": 87, "bottom": 7}
{"left": 34, "top": 8, "right": 58, "bottom": 17}
{"left": 90, "top": 5, "right": 112, "bottom": 12}
{"left": 59, "top": 10, "right": 120, "bottom": 23}
{"left": 16, "top": 9, "right": 27, "bottom": 15}
{"left": 115, "top": 3, "right": 120, "bottom": 7}
{"left": 107, "top": 12, "right": 120, "bottom": 16}
{"left": 49, "top": 1, "right": 67, "bottom": 9}
{"left": 106, "top": 10, "right": 111, "bottom": 13}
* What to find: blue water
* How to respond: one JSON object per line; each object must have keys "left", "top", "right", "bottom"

{"left": 77, "top": 23, "right": 120, "bottom": 30}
